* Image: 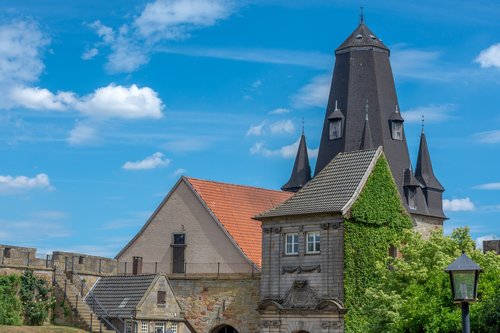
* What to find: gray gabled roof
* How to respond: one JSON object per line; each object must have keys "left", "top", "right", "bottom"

{"left": 257, "top": 148, "right": 382, "bottom": 219}
{"left": 88, "top": 274, "right": 157, "bottom": 317}
{"left": 336, "top": 22, "right": 389, "bottom": 53}
{"left": 415, "top": 131, "right": 444, "bottom": 191}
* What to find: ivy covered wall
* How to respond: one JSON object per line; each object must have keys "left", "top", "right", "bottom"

{"left": 344, "top": 155, "right": 413, "bottom": 333}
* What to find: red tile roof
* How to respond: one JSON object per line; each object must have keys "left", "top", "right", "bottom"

{"left": 186, "top": 177, "right": 293, "bottom": 268}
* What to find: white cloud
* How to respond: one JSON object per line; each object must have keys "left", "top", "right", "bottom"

{"left": 0, "top": 173, "right": 52, "bottom": 193}
{"left": 251, "top": 79, "right": 262, "bottom": 88}
{"left": 473, "top": 130, "right": 500, "bottom": 144}
{"left": 250, "top": 138, "right": 318, "bottom": 159}
{"left": 473, "top": 182, "right": 500, "bottom": 190}
{"left": 292, "top": 74, "right": 330, "bottom": 109}
{"left": 443, "top": 198, "right": 475, "bottom": 212}
{"left": 0, "top": 21, "right": 48, "bottom": 86}
{"left": 134, "top": 0, "right": 233, "bottom": 38}
{"left": 270, "top": 119, "right": 295, "bottom": 134}
{"left": 122, "top": 152, "right": 171, "bottom": 170}
{"left": 246, "top": 122, "right": 266, "bottom": 136}
{"left": 81, "top": 47, "right": 99, "bottom": 60}
{"left": 67, "top": 124, "right": 98, "bottom": 146}
{"left": 171, "top": 168, "right": 187, "bottom": 177}
{"left": 89, "top": 0, "right": 235, "bottom": 73}
{"left": 475, "top": 43, "right": 500, "bottom": 68}
{"left": 158, "top": 46, "right": 331, "bottom": 69}
{"left": 269, "top": 108, "right": 291, "bottom": 115}
{"left": 402, "top": 104, "right": 455, "bottom": 123}
{"left": 9, "top": 86, "right": 76, "bottom": 111}
{"left": 76, "top": 84, "right": 163, "bottom": 119}
{"left": 391, "top": 47, "right": 442, "bottom": 80}
{"left": 475, "top": 235, "right": 498, "bottom": 250}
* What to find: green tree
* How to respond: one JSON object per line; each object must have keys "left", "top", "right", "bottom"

{"left": 19, "top": 270, "right": 53, "bottom": 325}
{"left": 0, "top": 275, "right": 22, "bottom": 325}
{"left": 356, "top": 228, "right": 500, "bottom": 333}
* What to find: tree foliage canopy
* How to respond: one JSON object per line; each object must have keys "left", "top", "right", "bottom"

{"left": 357, "top": 228, "right": 500, "bottom": 333}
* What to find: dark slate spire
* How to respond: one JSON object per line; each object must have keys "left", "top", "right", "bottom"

{"left": 281, "top": 134, "right": 312, "bottom": 192}
{"left": 360, "top": 101, "right": 373, "bottom": 150}
{"left": 315, "top": 21, "right": 412, "bottom": 200}
{"left": 415, "top": 130, "right": 444, "bottom": 191}
{"left": 415, "top": 129, "right": 445, "bottom": 218}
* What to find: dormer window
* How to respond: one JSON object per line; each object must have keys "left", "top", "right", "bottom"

{"left": 408, "top": 188, "right": 416, "bottom": 210}
{"left": 389, "top": 105, "right": 404, "bottom": 141}
{"left": 328, "top": 100, "right": 344, "bottom": 140}
{"left": 391, "top": 121, "right": 403, "bottom": 140}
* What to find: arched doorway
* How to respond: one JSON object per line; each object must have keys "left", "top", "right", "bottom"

{"left": 211, "top": 325, "right": 239, "bottom": 333}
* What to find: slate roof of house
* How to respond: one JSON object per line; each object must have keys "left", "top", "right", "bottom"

{"left": 186, "top": 178, "right": 293, "bottom": 267}
{"left": 88, "top": 274, "right": 157, "bottom": 317}
{"left": 257, "top": 148, "right": 381, "bottom": 219}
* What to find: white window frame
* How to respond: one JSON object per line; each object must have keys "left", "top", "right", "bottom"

{"left": 166, "top": 322, "right": 177, "bottom": 333}
{"left": 155, "top": 322, "right": 165, "bottom": 333}
{"left": 391, "top": 121, "right": 403, "bottom": 141}
{"left": 306, "top": 231, "right": 321, "bottom": 254}
{"left": 125, "top": 320, "right": 133, "bottom": 333}
{"left": 141, "top": 321, "right": 149, "bottom": 333}
{"left": 408, "top": 188, "right": 416, "bottom": 210}
{"left": 329, "top": 119, "right": 342, "bottom": 140}
{"left": 285, "top": 233, "right": 299, "bottom": 255}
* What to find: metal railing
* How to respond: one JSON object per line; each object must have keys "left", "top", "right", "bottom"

{"left": 72, "top": 272, "right": 125, "bottom": 333}
{"left": 55, "top": 268, "right": 123, "bottom": 333}
{"left": 117, "top": 261, "right": 260, "bottom": 277}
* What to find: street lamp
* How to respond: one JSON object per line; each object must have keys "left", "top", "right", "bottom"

{"left": 445, "top": 252, "right": 481, "bottom": 333}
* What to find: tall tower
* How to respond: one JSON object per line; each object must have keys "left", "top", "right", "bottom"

{"left": 315, "top": 18, "right": 446, "bottom": 230}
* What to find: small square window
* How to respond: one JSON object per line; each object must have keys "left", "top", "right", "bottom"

{"left": 329, "top": 119, "right": 343, "bottom": 140}
{"left": 173, "top": 234, "right": 185, "bottom": 245}
{"left": 391, "top": 122, "right": 403, "bottom": 141}
{"left": 125, "top": 321, "right": 133, "bottom": 333}
{"left": 4, "top": 248, "right": 11, "bottom": 258}
{"left": 408, "top": 188, "right": 416, "bottom": 210}
{"left": 157, "top": 291, "right": 166, "bottom": 306}
{"left": 78, "top": 256, "right": 84, "bottom": 265}
{"left": 141, "top": 321, "right": 149, "bottom": 333}
{"left": 166, "top": 323, "right": 177, "bottom": 333}
{"left": 285, "top": 233, "right": 299, "bottom": 255}
{"left": 306, "top": 231, "right": 320, "bottom": 254}
{"left": 155, "top": 322, "right": 165, "bottom": 333}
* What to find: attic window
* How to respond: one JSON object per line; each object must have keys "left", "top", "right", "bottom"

{"left": 157, "top": 291, "right": 167, "bottom": 307}
{"left": 370, "top": 34, "right": 377, "bottom": 40}
{"left": 391, "top": 121, "right": 403, "bottom": 140}
{"left": 329, "top": 118, "right": 343, "bottom": 140}
{"left": 119, "top": 298, "right": 130, "bottom": 308}
{"left": 356, "top": 34, "right": 362, "bottom": 39}
{"left": 408, "top": 188, "right": 417, "bottom": 210}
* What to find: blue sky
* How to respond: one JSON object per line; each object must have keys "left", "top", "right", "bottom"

{"left": 0, "top": 0, "right": 498, "bottom": 257}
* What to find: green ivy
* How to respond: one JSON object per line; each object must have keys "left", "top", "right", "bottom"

{"left": 0, "top": 275, "right": 22, "bottom": 325}
{"left": 344, "top": 155, "right": 413, "bottom": 333}
{"left": 20, "top": 269, "right": 54, "bottom": 326}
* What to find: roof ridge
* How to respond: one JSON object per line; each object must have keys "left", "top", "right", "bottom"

{"left": 185, "top": 176, "right": 287, "bottom": 194}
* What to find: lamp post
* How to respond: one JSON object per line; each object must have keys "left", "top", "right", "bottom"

{"left": 444, "top": 252, "right": 481, "bottom": 333}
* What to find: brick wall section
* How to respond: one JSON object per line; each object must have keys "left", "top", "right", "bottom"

{"left": 413, "top": 215, "right": 444, "bottom": 239}
{"left": 483, "top": 240, "right": 500, "bottom": 254}
{"left": 169, "top": 277, "right": 261, "bottom": 333}
{"left": 52, "top": 251, "right": 118, "bottom": 275}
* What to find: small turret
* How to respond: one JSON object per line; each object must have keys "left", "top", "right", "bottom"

{"left": 415, "top": 126, "right": 445, "bottom": 217}
{"left": 282, "top": 132, "right": 312, "bottom": 193}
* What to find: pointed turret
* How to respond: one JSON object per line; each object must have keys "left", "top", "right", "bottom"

{"left": 415, "top": 130, "right": 445, "bottom": 218}
{"left": 360, "top": 102, "right": 373, "bottom": 150}
{"left": 281, "top": 133, "right": 311, "bottom": 192}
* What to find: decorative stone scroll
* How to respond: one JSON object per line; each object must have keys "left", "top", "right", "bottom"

{"left": 282, "top": 280, "right": 321, "bottom": 309}
{"left": 262, "top": 320, "right": 281, "bottom": 328}
{"left": 281, "top": 265, "right": 321, "bottom": 274}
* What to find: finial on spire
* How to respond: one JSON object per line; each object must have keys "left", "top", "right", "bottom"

{"left": 335, "top": 99, "right": 339, "bottom": 111}
{"left": 421, "top": 114, "right": 425, "bottom": 133}
{"left": 365, "top": 100, "right": 369, "bottom": 121}
{"left": 395, "top": 105, "right": 400, "bottom": 113}
{"left": 360, "top": 5, "right": 365, "bottom": 23}
{"left": 301, "top": 117, "right": 305, "bottom": 135}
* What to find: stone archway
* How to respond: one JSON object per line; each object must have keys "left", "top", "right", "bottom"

{"left": 210, "top": 324, "right": 239, "bottom": 333}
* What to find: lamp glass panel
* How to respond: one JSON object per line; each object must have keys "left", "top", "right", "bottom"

{"left": 452, "top": 271, "right": 476, "bottom": 300}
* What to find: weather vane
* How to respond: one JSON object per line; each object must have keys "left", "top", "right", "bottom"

{"left": 360, "top": 5, "right": 365, "bottom": 23}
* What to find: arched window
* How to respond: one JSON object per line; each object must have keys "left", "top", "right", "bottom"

{"left": 211, "top": 325, "right": 239, "bottom": 333}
